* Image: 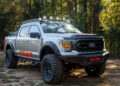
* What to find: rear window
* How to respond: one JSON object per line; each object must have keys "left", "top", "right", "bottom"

{"left": 19, "top": 26, "right": 30, "bottom": 37}
{"left": 13, "top": 27, "right": 20, "bottom": 34}
{"left": 9, "top": 27, "right": 20, "bottom": 36}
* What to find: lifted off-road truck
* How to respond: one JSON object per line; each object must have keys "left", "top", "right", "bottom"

{"left": 4, "top": 18, "right": 109, "bottom": 84}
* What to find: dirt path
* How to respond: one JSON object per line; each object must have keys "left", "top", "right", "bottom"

{"left": 0, "top": 55, "right": 120, "bottom": 86}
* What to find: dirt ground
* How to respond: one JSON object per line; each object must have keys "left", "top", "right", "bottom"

{"left": 0, "top": 54, "right": 120, "bottom": 86}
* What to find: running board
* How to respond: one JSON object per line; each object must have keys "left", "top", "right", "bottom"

{"left": 18, "top": 56, "right": 41, "bottom": 65}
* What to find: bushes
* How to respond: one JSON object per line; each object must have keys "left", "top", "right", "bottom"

{"left": 102, "top": 26, "right": 120, "bottom": 57}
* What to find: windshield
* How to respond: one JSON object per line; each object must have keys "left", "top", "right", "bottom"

{"left": 41, "top": 22, "right": 81, "bottom": 33}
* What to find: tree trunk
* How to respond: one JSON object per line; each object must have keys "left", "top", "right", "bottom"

{"left": 51, "top": 0, "right": 55, "bottom": 17}
{"left": 83, "top": 0, "right": 88, "bottom": 33}
{"left": 92, "top": 0, "right": 101, "bottom": 33}
{"left": 74, "top": 0, "right": 77, "bottom": 12}
{"left": 29, "top": 0, "right": 31, "bottom": 10}
{"left": 67, "top": 0, "right": 70, "bottom": 17}
{"left": 61, "top": 0, "right": 63, "bottom": 18}
{"left": 28, "top": 0, "right": 32, "bottom": 18}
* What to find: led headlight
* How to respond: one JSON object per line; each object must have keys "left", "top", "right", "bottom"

{"left": 103, "top": 38, "right": 106, "bottom": 51}
{"left": 59, "top": 40, "right": 74, "bottom": 52}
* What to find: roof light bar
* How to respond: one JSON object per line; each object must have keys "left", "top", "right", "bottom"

{"left": 39, "top": 18, "right": 42, "bottom": 20}
{"left": 62, "top": 17, "right": 65, "bottom": 20}
{"left": 56, "top": 16, "right": 59, "bottom": 20}
{"left": 49, "top": 16, "right": 53, "bottom": 20}
{"left": 43, "top": 16, "right": 47, "bottom": 20}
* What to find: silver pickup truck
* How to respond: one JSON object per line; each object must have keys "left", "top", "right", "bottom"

{"left": 4, "top": 18, "right": 109, "bottom": 84}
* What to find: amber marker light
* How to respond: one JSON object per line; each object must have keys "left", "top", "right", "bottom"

{"left": 59, "top": 40, "right": 74, "bottom": 52}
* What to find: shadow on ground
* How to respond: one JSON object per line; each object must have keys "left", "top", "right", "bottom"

{"left": 0, "top": 55, "right": 120, "bottom": 86}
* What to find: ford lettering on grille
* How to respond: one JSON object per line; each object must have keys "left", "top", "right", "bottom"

{"left": 89, "top": 43, "right": 96, "bottom": 48}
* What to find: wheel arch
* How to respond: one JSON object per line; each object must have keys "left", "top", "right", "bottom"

{"left": 5, "top": 42, "right": 16, "bottom": 56}
{"left": 40, "top": 42, "right": 61, "bottom": 60}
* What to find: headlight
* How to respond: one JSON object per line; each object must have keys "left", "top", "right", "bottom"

{"left": 103, "top": 38, "right": 106, "bottom": 51}
{"left": 59, "top": 40, "right": 74, "bottom": 52}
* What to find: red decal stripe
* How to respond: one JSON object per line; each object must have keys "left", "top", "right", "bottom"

{"left": 20, "top": 50, "right": 33, "bottom": 58}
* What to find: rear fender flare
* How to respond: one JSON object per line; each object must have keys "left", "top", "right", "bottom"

{"left": 5, "top": 42, "right": 16, "bottom": 56}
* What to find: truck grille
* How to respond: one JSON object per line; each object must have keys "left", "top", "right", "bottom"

{"left": 76, "top": 38, "right": 104, "bottom": 52}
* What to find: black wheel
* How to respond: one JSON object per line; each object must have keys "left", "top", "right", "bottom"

{"left": 5, "top": 49, "right": 18, "bottom": 68}
{"left": 85, "top": 63, "right": 106, "bottom": 76}
{"left": 41, "top": 54, "right": 63, "bottom": 84}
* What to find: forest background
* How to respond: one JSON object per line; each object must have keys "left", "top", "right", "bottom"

{"left": 0, "top": 0, "right": 120, "bottom": 57}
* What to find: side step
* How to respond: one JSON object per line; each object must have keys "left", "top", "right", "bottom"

{"left": 18, "top": 56, "right": 41, "bottom": 65}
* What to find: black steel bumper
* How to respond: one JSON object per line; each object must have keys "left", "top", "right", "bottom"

{"left": 60, "top": 52, "right": 109, "bottom": 66}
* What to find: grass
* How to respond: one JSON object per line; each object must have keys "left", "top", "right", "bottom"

{"left": 0, "top": 73, "right": 21, "bottom": 80}
{"left": 9, "top": 75, "right": 21, "bottom": 79}
{"left": 25, "top": 80, "right": 35, "bottom": 86}
{"left": 0, "top": 55, "right": 5, "bottom": 68}
{"left": 37, "top": 82, "right": 45, "bottom": 86}
{"left": 30, "top": 81, "right": 35, "bottom": 86}
{"left": 0, "top": 73, "right": 9, "bottom": 80}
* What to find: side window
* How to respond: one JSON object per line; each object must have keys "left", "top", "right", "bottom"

{"left": 19, "top": 26, "right": 30, "bottom": 37}
{"left": 30, "top": 26, "right": 40, "bottom": 33}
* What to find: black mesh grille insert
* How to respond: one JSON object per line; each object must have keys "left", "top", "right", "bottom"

{"left": 76, "top": 38, "right": 104, "bottom": 52}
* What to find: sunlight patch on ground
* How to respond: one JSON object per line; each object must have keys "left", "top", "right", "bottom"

{"left": 70, "top": 69, "right": 87, "bottom": 78}
{"left": 97, "top": 83, "right": 114, "bottom": 86}
{"left": 106, "top": 64, "right": 119, "bottom": 69}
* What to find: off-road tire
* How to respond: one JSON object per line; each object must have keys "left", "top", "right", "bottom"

{"left": 5, "top": 49, "right": 18, "bottom": 68}
{"left": 41, "top": 54, "right": 63, "bottom": 84}
{"left": 85, "top": 63, "right": 105, "bottom": 76}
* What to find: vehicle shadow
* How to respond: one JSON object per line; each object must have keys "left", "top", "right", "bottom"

{"left": 60, "top": 70, "right": 108, "bottom": 86}
{"left": 16, "top": 63, "right": 115, "bottom": 86}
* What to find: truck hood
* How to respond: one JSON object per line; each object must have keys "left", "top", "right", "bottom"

{"left": 44, "top": 33, "right": 102, "bottom": 39}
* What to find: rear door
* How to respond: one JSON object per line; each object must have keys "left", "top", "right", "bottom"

{"left": 15, "top": 25, "right": 31, "bottom": 57}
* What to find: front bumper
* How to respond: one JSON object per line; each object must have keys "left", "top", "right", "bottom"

{"left": 60, "top": 52, "right": 109, "bottom": 66}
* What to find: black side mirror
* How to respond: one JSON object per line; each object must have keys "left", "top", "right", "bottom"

{"left": 30, "top": 32, "right": 40, "bottom": 39}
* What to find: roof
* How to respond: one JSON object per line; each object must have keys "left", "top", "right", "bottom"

{"left": 22, "top": 18, "right": 69, "bottom": 24}
{"left": 22, "top": 18, "right": 40, "bottom": 24}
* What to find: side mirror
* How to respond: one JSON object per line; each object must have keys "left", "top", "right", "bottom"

{"left": 30, "top": 32, "right": 40, "bottom": 39}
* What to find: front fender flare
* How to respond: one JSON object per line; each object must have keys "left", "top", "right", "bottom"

{"left": 40, "top": 42, "right": 61, "bottom": 59}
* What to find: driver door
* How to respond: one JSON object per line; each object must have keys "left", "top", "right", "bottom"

{"left": 28, "top": 25, "right": 42, "bottom": 59}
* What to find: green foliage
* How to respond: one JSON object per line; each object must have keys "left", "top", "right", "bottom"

{"left": 0, "top": 55, "right": 5, "bottom": 68}
{"left": 102, "top": 26, "right": 120, "bottom": 57}
{"left": 0, "top": 0, "right": 120, "bottom": 57}
{"left": 100, "top": 0, "right": 120, "bottom": 57}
